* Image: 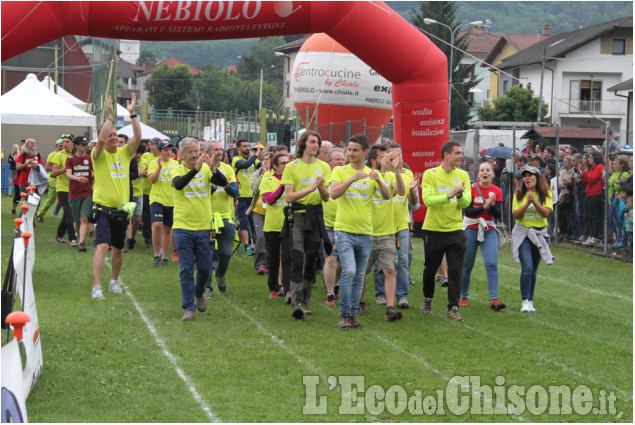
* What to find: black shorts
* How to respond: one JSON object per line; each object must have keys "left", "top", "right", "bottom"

{"left": 95, "top": 210, "right": 128, "bottom": 249}
{"left": 150, "top": 202, "right": 174, "bottom": 227}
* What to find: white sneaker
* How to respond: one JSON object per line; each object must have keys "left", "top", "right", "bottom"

{"left": 375, "top": 295, "right": 387, "bottom": 305}
{"left": 528, "top": 301, "right": 536, "bottom": 312}
{"left": 520, "top": 299, "right": 531, "bottom": 313}
{"left": 582, "top": 237, "right": 592, "bottom": 245}
{"left": 91, "top": 285, "right": 106, "bottom": 300}
{"left": 109, "top": 279, "right": 123, "bottom": 295}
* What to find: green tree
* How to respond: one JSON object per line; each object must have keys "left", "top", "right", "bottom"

{"left": 411, "top": 1, "right": 480, "bottom": 130}
{"left": 477, "top": 86, "right": 550, "bottom": 123}
{"left": 136, "top": 50, "right": 156, "bottom": 66}
{"left": 144, "top": 65, "right": 194, "bottom": 110}
{"left": 236, "top": 37, "right": 285, "bottom": 86}
{"left": 192, "top": 63, "right": 280, "bottom": 113}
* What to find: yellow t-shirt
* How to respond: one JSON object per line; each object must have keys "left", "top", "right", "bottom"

{"left": 132, "top": 158, "right": 147, "bottom": 198}
{"left": 210, "top": 162, "right": 237, "bottom": 218}
{"left": 232, "top": 155, "right": 260, "bottom": 198}
{"left": 259, "top": 175, "right": 287, "bottom": 232}
{"left": 421, "top": 165, "right": 471, "bottom": 232}
{"left": 331, "top": 165, "right": 377, "bottom": 235}
{"left": 512, "top": 191, "right": 553, "bottom": 228}
{"left": 142, "top": 152, "right": 158, "bottom": 195}
{"left": 91, "top": 146, "right": 133, "bottom": 208}
{"left": 171, "top": 163, "right": 213, "bottom": 231}
{"left": 371, "top": 171, "right": 396, "bottom": 236}
{"left": 46, "top": 151, "right": 57, "bottom": 186}
{"left": 392, "top": 168, "right": 414, "bottom": 232}
{"left": 53, "top": 150, "right": 72, "bottom": 192}
{"left": 322, "top": 194, "right": 338, "bottom": 228}
{"left": 149, "top": 158, "right": 178, "bottom": 207}
{"left": 280, "top": 158, "right": 331, "bottom": 207}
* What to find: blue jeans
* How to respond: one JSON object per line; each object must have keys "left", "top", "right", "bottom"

{"left": 336, "top": 231, "right": 372, "bottom": 316}
{"left": 461, "top": 227, "right": 499, "bottom": 299}
{"left": 174, "top": 229, "right": 212, "bottom": 312}
{"left": 518, "top": 237, "right": 541, "bottom": 301}
{"left": 373, "top": 229, "right": 410, "bottom": 299}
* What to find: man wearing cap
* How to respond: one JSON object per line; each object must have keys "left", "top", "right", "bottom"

{"left": 36, "top": 138, "right": 64, "bottom": 222}
{"left": 529, "top": 155, "right": 546, "bottom": 175}
{"left": 65, "top": 136, "right": 93, "bottom": 252}
{"left": 420, "top": 141, "right": 471, "bottom": 321}
{"left": 148, "top": 139, "right": 178, "bottom": 266}
{"left": 91, "top": 94, "right": 140, "bottom": 300}
{"left": 232, "top": 139, "right": 262, "bottom": 255}
{"left": 51, "top": 133, "right": 78, "bottom": 246}
{"left": 141, "top": 138, "right": 160, "bottom": 248}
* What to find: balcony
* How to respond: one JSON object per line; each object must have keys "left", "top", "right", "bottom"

{"left": 567, "top": 98, "right": 626, "bottom": 116}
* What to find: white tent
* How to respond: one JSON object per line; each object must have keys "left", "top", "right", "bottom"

{"left": 40, "top": 75, "right": 89, "bottom": 112}
{"left": 1, "top": 73, "right": 96, "bottom": 155}
{"left": 117, "top": 121, "right": 169, "bottom": 141}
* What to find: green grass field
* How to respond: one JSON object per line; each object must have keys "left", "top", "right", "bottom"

{"left": 2, "top": 197, "right": 632, "bottom": 422}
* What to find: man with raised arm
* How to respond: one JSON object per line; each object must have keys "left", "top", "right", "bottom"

{"left": 90, "top": 94, "right": 141, "bottom": 300}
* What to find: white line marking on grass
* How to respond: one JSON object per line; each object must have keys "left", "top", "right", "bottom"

{"left": 224, "top": 297, "right": 326, "bottom": 378}
{"left": 498, "top": 263, "right": 632, "bottom": 302}
{"left": 105, "top": 260, "right": 220, "bottom": 423}
{"left": 462, "top": 321, "right": 632, "bottom": 401}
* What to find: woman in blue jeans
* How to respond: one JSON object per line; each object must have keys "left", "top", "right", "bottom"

{"left": 511, "top": 166, "right": 553, "bottom": 313}
{"left": 460, "top": 162, "right": 506, "bottom": 311}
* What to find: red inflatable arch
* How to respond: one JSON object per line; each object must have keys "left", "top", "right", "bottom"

{"left": 2, "top": 1, "right": 448, "bottom": 222}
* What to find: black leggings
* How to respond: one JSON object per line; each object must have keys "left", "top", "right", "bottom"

{"left": 264, "top": 231, "right": 291, "bottom": 294}
{"left": 585, "top": 194, "right": 604, "bottom": 239}
{"left": 56, "top": 191, "right": 76, "bottom": 240}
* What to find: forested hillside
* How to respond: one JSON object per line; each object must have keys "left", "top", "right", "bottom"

{"left": 139, "top": 2, "right": 632, "bottom": 71}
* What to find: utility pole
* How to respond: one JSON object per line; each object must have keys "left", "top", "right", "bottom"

{"left": 537, "top": 47, "right": 546, "bottom": 122}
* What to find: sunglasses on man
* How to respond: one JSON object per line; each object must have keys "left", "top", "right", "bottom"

{"left": 61, "top": 133, "right": 74, "bottom": 140}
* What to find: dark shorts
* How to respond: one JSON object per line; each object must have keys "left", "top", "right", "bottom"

{"left": 95, "top": 210, "right": 128, "bottom": 249}
{"left": 150, "top": 202, "right": 174, "bottom": 227}
{"left": 236, "top": 197, "right": 251, "bottom": 231}
{"left": 70, "top": 196, "right": 93, "bottom": 220}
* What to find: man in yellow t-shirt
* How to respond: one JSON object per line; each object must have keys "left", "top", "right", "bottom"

{"left": 232, "top": 139, "right": 262, "bottom": 254}
{"left": 281, "top": 130, "right": 331, "bottom": 319}
{"left": 36, "top": 139, "right": 64, "bottom": 222}
{"left": 148, "top": 140, "right": 179, "bottom": 267}
{"left": 361, "top": 144, "right": 406, "bottom": 321}
{"left": 322, "top": 147, "right": 345, "bottom": 306}
{"left": 374, "top": 143, "right": 419, "bottom": 309}
{"left": 91, "top": 93, "right": 141, "bottom": 300}
{"left": 204, "top": 140, "right": 239, "bottom": 295}
{"left": 126, "top": 143, "right": 148, "bottom": 250}
{"left": 330, "top": 134, "right": 390, "bottom": 329}
{"left": 171, "top": 137, "right": 228, "bottom": 321}
{"left": 51, "top": 134, "right": 77, "bottom": 245}
{"left": 141, "top": 138, "right": 160, "bottom": 248}
{"left": 420, "top": 141, "right": 471, "bottom": 321}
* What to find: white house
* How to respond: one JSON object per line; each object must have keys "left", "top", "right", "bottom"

{"left": 497, "top": 16, "right": 632, "bottom": 138}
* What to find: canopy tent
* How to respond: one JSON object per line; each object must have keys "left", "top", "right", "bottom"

{"left": 1, "top": 73, "right": 96, "bottom": 155}
{"left": 117, "top": 121, "right": 169, "bottom": 141}
{"left": 40, "top": 75, "right": 89, "bottom": 111}
{"left": 41, "top": 76, "right": 131, "bottom": 123}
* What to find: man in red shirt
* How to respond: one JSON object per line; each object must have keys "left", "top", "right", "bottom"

{"left": 66, "top": 137, "right": 93, "bottom": 252}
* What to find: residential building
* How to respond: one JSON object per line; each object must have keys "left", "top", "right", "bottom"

{"left": 272, "top": 35, "right": 309, "bottom": 114}
{"left": 482, "top": 25, "right": 552, "bottom": 102}
{"left": 455, "top": 26, "right": 499, "bottom": 118}
{"left": 496, "top": 17, "right": 632, "bottom": 137}
{"left": 135, "top": 57, "right": 203, "bottom": 107}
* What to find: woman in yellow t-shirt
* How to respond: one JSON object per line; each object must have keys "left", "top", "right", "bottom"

{"left": 512, "top": 166, "right": 553, "bottom": 313}
{"left": 261, "top": 153, "right": 291, "bottom": 300}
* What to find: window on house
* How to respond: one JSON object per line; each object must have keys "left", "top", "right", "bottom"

{"left": 286, "top": 82, "right": 290, "bottom": 99}
{"left": 570, "top": 80, "right": 602, "bottom": 113}
{"left": 502, "top": 80, "right": 508, "bottom": 94}
{"left": 613, "top": 39, "right": 626, "bottom": 55}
